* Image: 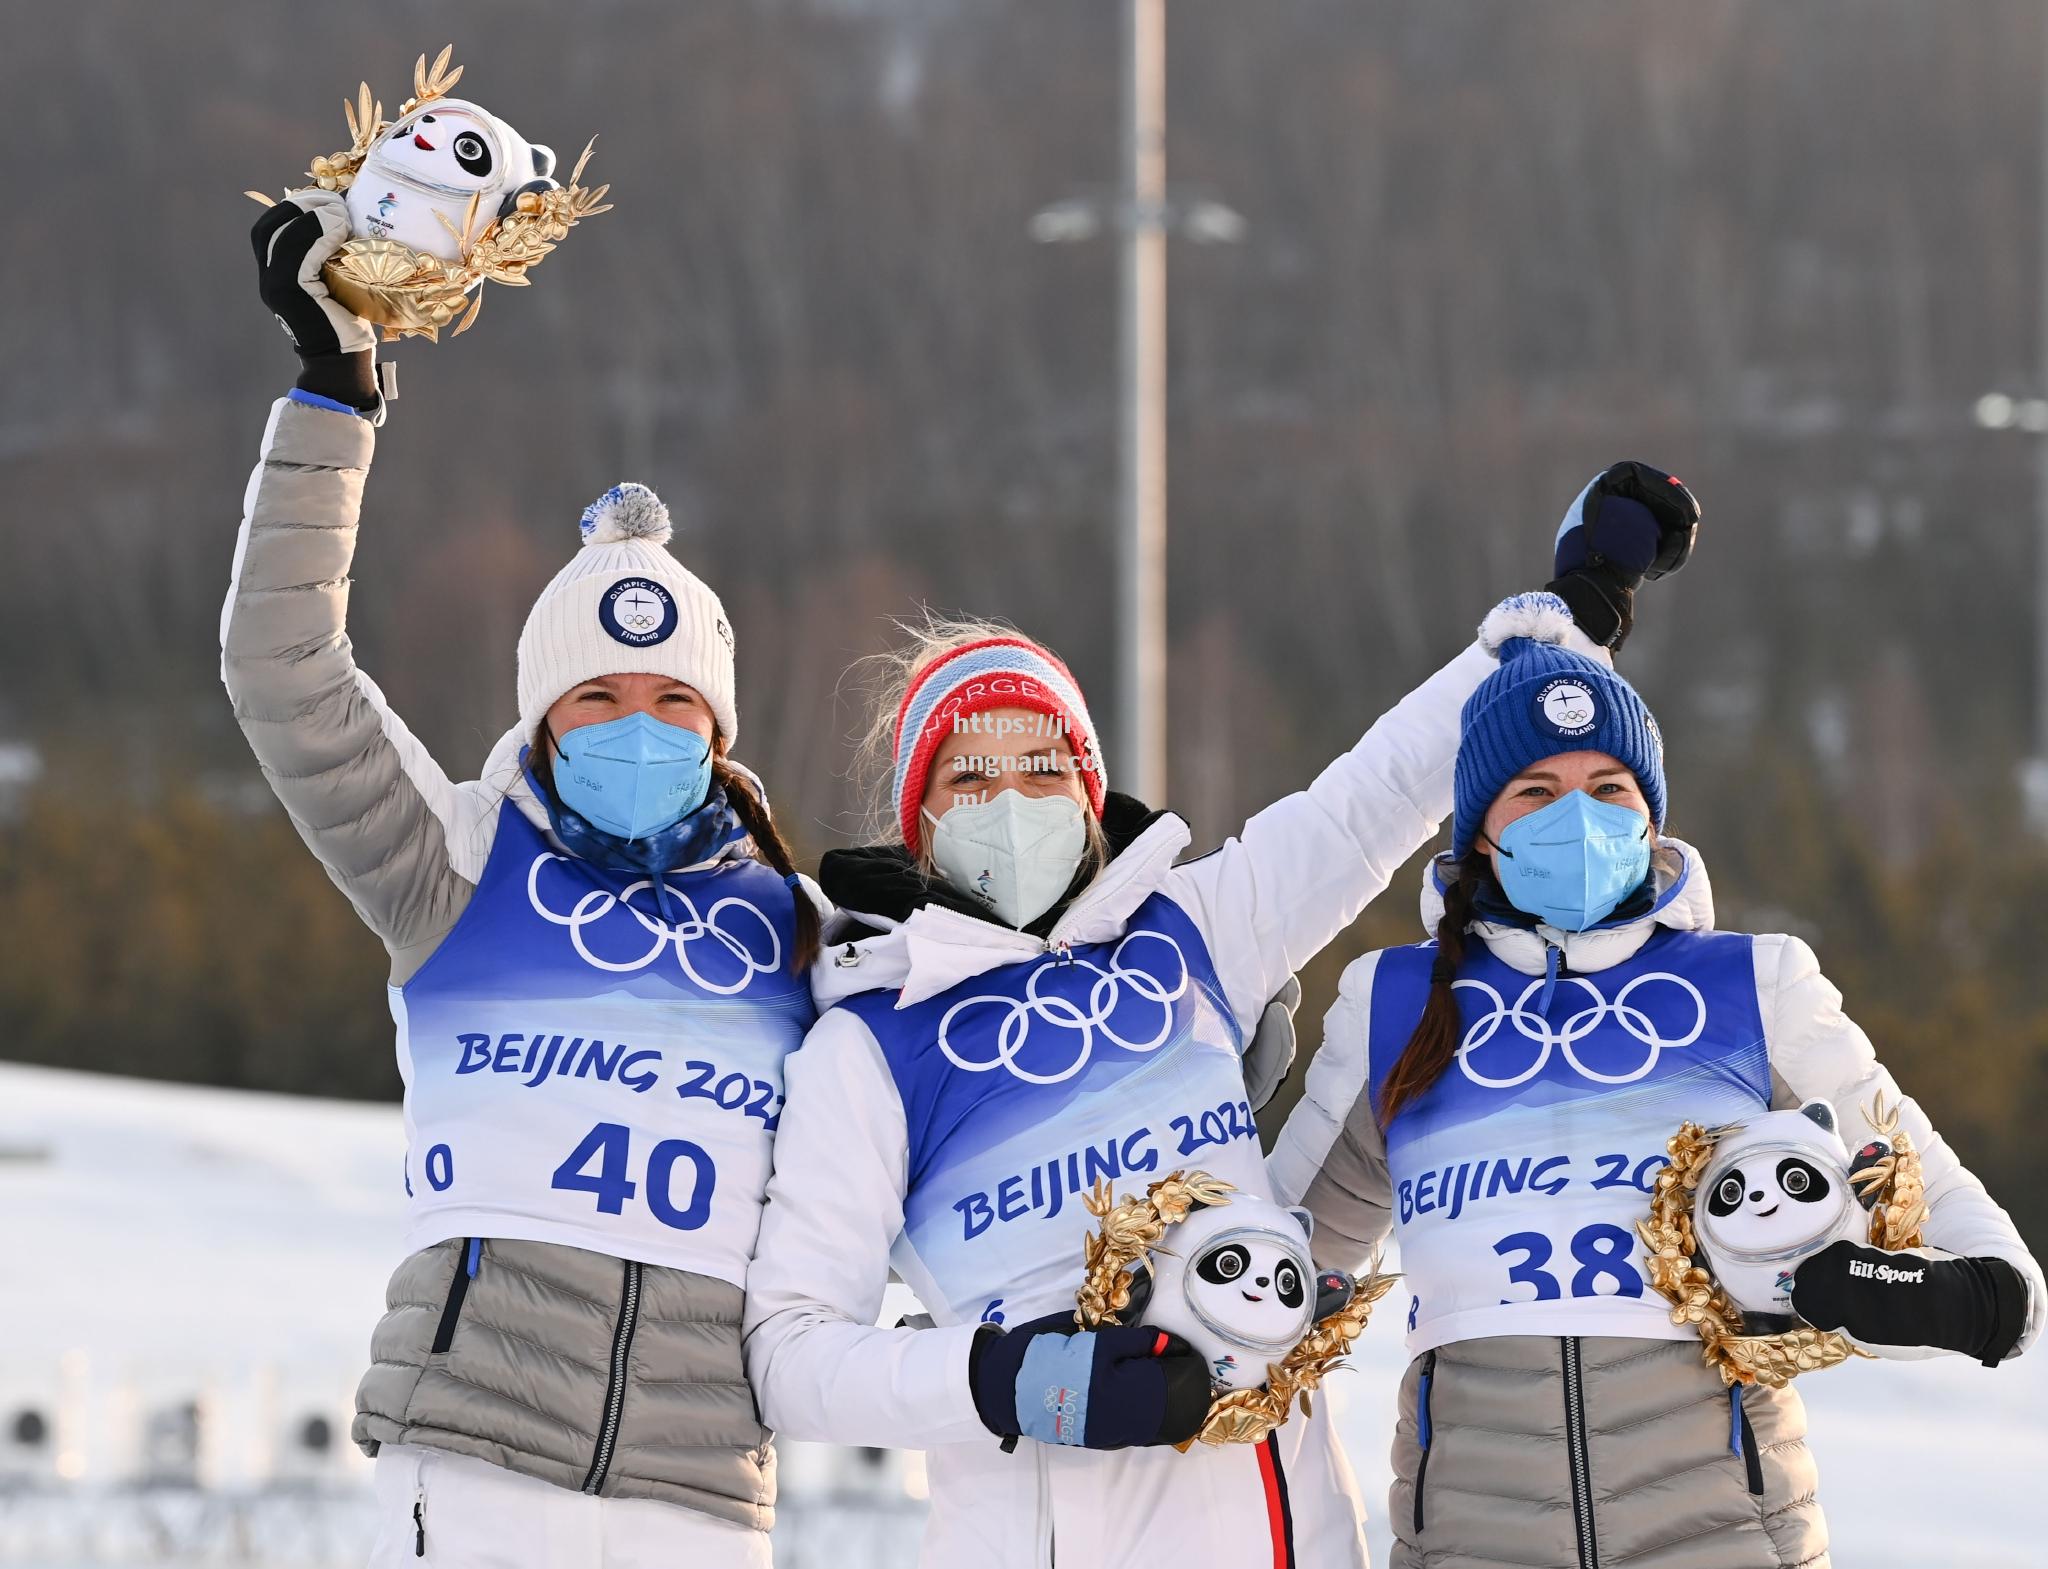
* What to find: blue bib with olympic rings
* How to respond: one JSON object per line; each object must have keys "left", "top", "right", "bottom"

{"left": 841, "top": 892, "right": 1266, "bottom": 1328}
{"left": 392, "top": 800, "right": 814, "bottom": 1284}
{"left": 1367, "top": 927, "right": 1771, "bottom": 1352}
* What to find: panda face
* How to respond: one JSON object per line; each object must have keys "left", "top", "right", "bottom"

{"left": 373, "top": 108, "right": 502, "bottom": 193}
{"left": 1184, "top": 1230, "right": 1313, "bottom": 1352}
{"left": 1701, "top": 1155, "right": 1839, "bottom": 1255}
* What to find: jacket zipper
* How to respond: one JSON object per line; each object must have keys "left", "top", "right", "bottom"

{"left": 1035, "top": 1444, "right": 1056, "bottom": 1567}
{"left": 412, "top": 1484, "right": 426, "bottom": 1558}
{"left": 1411, "top": 1349, "right": 1437, "bottom": 1535}
{"left": 1537, "top": 937, "right": 1566, "bottom": 1015}
{"left": 580, "top": 1258, "right": 643, "bottom": 1494}
{"left": 1729, "top": 1385, "right": 1764, "bottom": 1496}
{"left": 1561, "top": 1337, "right": 1598, "bottom": 1569}
{"left": 428, "top": 1238, "right": 478, "bottom": 1355}
{"left": 1257, "top": 1431, "right": 1297, "bottom": 1568}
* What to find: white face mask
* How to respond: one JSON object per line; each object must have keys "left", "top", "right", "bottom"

{"left": 923, "top": 789, "right": 1089, "bottom": 929}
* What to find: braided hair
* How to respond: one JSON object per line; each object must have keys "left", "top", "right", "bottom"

{"left": 712, "top": 755, "right": 821, "bottom": 974}
{"left": 1374, "top": 851, "right": 1489, "bottom": 1127}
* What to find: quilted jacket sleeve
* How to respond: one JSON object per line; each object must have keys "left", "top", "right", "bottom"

{"left": 1758, "top": 932, "right": 2045, "bottom": 1359}
{"left": 1267, "top": 951, "right": 1397, "bottom": 1272}
{"left": 220, "top": 396, "right": 487, "bottom": 984}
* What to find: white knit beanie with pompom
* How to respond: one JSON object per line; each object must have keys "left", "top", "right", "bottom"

{"left": 515, "top": 483, "right": 738, "bottom": 741}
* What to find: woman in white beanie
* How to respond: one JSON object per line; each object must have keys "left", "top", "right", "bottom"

{"left": 229, "top": 195, "right": 817, "bottom": 1566}
{"left": 741, "top": 466, "right": 1703, "bottom": 1567}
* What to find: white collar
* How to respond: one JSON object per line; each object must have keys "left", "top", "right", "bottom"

{"left": 813, "top": 813, "right": 1194, "bottom": 1009}
{"left": 1417, "top": 839, "right": 1717, "bottom": 976}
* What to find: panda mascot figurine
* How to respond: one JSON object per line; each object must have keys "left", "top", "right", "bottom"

{"left": 343, "top": 98, "right": 557, "bottom": 262}
{"left": 1692, "top": 1100, "right": 1889, "bottom": 1324}
{"left": 1126, "top": 1193, "right": 1355, "bottom": 1392}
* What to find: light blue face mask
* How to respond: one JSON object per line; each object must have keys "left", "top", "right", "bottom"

{"left": 1491, "top": 788, "right": 1651, "bottom": 932}
{"left": 551, "top": 710, "right": 713, "bottom": 842}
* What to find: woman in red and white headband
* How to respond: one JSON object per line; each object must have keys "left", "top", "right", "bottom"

{"left": 878, "top": 630, "right": 1112, "bottom": 927}
{"left": 745, "top": 467, "right": 1701, "bottom": 1568}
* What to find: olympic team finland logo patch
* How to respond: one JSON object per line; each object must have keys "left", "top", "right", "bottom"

{"left": 1535, "top": 676, "right": 1599, "bottom": 738}
{"left": 599, "top": 577, "right": 678, "bottom": 647}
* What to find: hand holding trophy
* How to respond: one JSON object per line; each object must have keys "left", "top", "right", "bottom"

{"left": 1074, "top": 1170, "right": 1396, "bottom": 1447}
{"left": 1637, "top": 1098, "right": 1928, "bottom": 1387}
{"left": 247, "top": 47, "right": 611, "bottom": 343}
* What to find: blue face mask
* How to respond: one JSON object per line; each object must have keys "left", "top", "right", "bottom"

{"left": 1491, "top": 789, "right": 1651, "bottom": 932}
{"left": 550, "top": 710, "right": 712, "bottom": 841}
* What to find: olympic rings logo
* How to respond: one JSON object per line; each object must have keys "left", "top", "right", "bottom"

{"left": 937, "top": 931, "right": 1190, "bottom": 1085}
{"left": 525, "top": 853, "right": 781, "bottom": 995}
{"left": 1452, "top": 971, "right": 1706, "bottom": 1088}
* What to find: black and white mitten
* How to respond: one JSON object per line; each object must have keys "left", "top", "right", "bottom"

{"left": 250, "top": 192, "right": 380, "bottom": 412}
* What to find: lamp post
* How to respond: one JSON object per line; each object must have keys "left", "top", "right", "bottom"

{"left": 1967, "top": 21, "right": 2048, "bottom": 834}
{"left": 1028, "top": 0, "right": 1242, "bottom": 806}
{"left": 1972, "top": 391, "right": 2048, "bottom": 832}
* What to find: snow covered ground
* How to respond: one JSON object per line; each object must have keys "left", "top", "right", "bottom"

{"left": 2, "top": 1063, "right": 2041, "bottom": 1565}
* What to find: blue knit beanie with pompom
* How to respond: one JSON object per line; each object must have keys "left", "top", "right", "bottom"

{"left": 1451, "top": 638, "right": 1665, "bottom": 858}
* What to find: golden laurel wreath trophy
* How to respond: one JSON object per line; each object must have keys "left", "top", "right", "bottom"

{"left": 1636, "top": 1097, "right": 1928, "bottom": 1388}
{"left": 1074, "top": 1170, "right": 1396, "bottom": 1447}
{"left": 246, "top": 47, "right": 611, "bottom": 341}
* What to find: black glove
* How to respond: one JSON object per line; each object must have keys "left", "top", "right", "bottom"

{"left": 1546, "top": 460, "right": 1700, "bottom": 649}
{"left": 250, "top": 193, "right": 380, "bottom": 412}
{"left": 1791, "top": 1241, "right": 2030, "bottom": 1365}
{"left": 968, "top": 1310, "right": 1212, "bottom": 1449}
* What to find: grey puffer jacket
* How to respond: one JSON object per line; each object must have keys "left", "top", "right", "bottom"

{"left": 357, "top": 1238, "right": 770, "bottom": 1521}
{"left": 220, "top": 396, "right": 785, "bottom": 1529}
{"left": 1389, "top": 1336, "right": 1822, "bottom": 1569}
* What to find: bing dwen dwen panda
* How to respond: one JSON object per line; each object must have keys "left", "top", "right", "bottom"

{"left": 344, "top": 99, "right": 557, "bottom": 262}
{"left": 1132, "top": 1193, "right": 1354, "bottom": 1392}
{"left": 1693, "top": 1100, "right": 1888, "bottom": 1320}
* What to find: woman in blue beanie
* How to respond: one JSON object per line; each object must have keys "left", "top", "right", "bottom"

{"left": 1269, "top": 641, "right": 2043, "bottom": 1569}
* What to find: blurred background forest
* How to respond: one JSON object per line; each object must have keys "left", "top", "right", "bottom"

{"left": 1, "top": 0, "right": 2044, "bottom": 1248}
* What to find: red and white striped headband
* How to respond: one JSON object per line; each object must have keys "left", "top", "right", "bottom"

{"left": 891, "top": 635, "right": 1106, "bottom": 852}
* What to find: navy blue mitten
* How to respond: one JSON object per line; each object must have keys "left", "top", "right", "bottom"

{"left": 1547, "top": 461, "right": 1700, "bottom": 648}
{"left": 968, "top": 1310, "right": 1211, "bottom": 1449}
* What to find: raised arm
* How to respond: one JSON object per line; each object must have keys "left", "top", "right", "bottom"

{"left": 1166, "top": 595, "right": 1603, "bottom": 1038}
{"left": 221, "top": 194, "right": 485, "bottom": 982}
{"left": 1164, "top": 463, "right": 1698, "bottom": 1041}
